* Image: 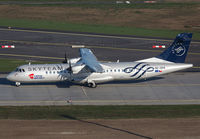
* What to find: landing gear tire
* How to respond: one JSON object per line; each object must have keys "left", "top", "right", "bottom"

{"left": 87, "top": 81, "right": 97, "bottom": 88}
{"left": 15, "top": 82, "right": 21, "bottom": 87}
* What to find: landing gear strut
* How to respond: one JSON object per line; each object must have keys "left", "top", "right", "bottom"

{"left": 87, "top": 81, "right": 97, "bottom": 88}
{"left": 15, "top": 82, "right": 21, "bottom": 87}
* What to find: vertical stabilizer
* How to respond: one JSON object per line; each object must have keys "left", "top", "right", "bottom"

{"left": 156, "top": 33, "right": 192, "bottom": 63}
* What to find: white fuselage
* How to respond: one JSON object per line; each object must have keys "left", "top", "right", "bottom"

{"left": 7, "top": 61, "right": 193, "bottom": 84}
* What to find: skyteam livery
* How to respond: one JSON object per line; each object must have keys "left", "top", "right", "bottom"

{"left": 7, "top": 33, "right": 193, "bottom": 88}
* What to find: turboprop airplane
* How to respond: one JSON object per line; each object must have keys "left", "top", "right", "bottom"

{"left": 7, "top": 33, "right": 193, "bottom": 88}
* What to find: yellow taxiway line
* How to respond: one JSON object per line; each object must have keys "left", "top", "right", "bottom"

{"left": 0, "top": 53, "right": 63, "bottom": 60}
{"left": 1, "top": 28, "right": 200, "bottom": 44}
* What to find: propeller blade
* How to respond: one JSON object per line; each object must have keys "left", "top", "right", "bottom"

{"left": 67, "top": 60, "right": 73, "bottom": 74}
{"left": 62, "top": 52, "right": 68, "bottom": 63}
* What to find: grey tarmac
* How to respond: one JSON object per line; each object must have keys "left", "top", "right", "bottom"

{"left": 0, "top": 27, "right": 200, "bottom": 69}
{"left": 0, "top": 72, "right": 200, "bottom": 106}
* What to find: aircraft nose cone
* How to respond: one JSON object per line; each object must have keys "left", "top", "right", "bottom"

{"left": 6, "top": 73, "right": 13, "bottom": 81}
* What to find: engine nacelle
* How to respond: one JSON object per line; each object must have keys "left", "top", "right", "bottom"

{"left": 72, "top": 65, "right": 85, "bottom": 74}
{"left": 69, "top": 57, "right": 81, "bottom": 64}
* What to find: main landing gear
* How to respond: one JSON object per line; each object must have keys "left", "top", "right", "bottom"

{"left": 15, "top": 82, "right": 21, "bottom": 87}
{"left": 87, "top": 81, "right": 97, "bottom": 88}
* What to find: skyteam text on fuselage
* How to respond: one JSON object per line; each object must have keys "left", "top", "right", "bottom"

{"left": 7, "top": 33, "right": 193, "bottom": 88}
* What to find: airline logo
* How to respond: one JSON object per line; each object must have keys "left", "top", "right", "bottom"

{"left": 29, "top": 74, "right": 44, "bottom": 79}
{"left": 124, "top": 62, "right": 154, "bottom": 79}
{"left": 29, "top": 74, "right": 34, "bottom": 79}
{"left": 172, "top": 43, "right": 186, "bottom": 56}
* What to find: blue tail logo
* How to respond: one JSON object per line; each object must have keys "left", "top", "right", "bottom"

{"left": 157, "top": 33, "right": 192, "bottom": 63}
{"left": 172, "top": 43, "right": 186, "bottom": 56}
{"left": 124, "top": 62, "right": 154, "bottom": 79}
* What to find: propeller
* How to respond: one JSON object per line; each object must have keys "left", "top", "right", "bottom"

{"left": 66, "top": 60, "right": 74, "bottom": 81}
{"left": 62, "top": 51, "right": 68, "bottom": 63}
{"left": 67, "top": 60, "right": 73, "bottom": 75}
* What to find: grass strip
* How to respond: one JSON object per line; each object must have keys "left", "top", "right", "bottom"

{"left": 0, "top": 105, "right": 200, "bottom": 120}
{"left": 0, "top": 0, "right": 198, "bottom": 9}
{"left": 0, "top": 18, "right": 200, "bottom": 40}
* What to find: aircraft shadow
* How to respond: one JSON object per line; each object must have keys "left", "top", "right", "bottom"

{"left": 0, "top": 77, "right": 73, "bottom": 88}
{"left": 61, "top": 115, "right": 152, "bottom": 139}
{"left": 0, "top": 77, "right": 13, "bottom": 85}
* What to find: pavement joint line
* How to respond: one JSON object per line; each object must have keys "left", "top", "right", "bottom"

{"left": 1, "top": 28, "right": 200, "bottom": 44}
{"left": 0, "top": 39, "right": 71, "bottom": 46}
{"left": 81, "top": 86, "right": 90, "bottom": 105}
{"left": 0, "top": 99, "right": 200, "bottom": 104}
{"left": 99, "top": 83, "right": 200, "bottom": 87}
{"left": 81, "top": 86, "right": 88, "bottom": 97}
{"left": 0, "top": 53, "right": 63, "bottom": 60}
{"left": 1, "top": 39, "right": 200, "bottom": 55}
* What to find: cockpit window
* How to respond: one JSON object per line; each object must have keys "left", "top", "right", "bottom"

{"left": 15, "top": 68, "right": 25, "bottom": 72}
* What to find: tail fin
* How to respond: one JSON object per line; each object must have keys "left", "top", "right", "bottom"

{"left": 156, "top": 33, "right": 192, "bottom": 63}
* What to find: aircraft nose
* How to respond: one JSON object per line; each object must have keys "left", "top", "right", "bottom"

{"left": 6, "top": 73, "right": 14, "bottom": 81}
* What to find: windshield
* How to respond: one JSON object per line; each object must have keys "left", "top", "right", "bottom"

{"left": 15, "top": 68, "right": 25, "bottom": 72}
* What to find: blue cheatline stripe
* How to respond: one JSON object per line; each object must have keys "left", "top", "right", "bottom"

{"left": 136, "top": 67, "right": 154, "bottom": 79}
{"left": 131, "top": 64, "right": 148, "bottom": 77}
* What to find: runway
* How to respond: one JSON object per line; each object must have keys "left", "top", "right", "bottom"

{"left": 0, "top": 27, "right": 200, "bottom": 105}
{"left": 0, "top": 72, "right": 200, "bottom": 105}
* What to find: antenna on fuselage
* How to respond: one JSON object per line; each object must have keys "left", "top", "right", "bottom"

{"left": 26, "top": 60, "right": 31, "bottom": 65}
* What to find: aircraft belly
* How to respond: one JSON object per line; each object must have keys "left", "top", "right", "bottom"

{"left": 74, "top": 73, "right": 113, "bottom": 84}
{"left": 92, "top": 76, "right": 113, "bottom": 83}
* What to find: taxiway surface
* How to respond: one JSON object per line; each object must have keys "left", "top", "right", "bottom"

{"left": 0, "top": 72, "right": 200, "bottom": 105}
{"left": 0, "top": 27, "right": 200, "bottom": 69}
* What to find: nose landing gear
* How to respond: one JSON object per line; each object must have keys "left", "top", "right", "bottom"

{"left": 15, "top": 82, "right": 21, "bottom": 87}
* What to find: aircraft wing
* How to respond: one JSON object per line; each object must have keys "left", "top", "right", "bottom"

{"left": 79, "top": 48, "right": 103, "bottom": 73}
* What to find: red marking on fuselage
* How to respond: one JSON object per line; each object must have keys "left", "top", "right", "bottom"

{"left": 29, "top": 74, "right": 34, "bottom": 79}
